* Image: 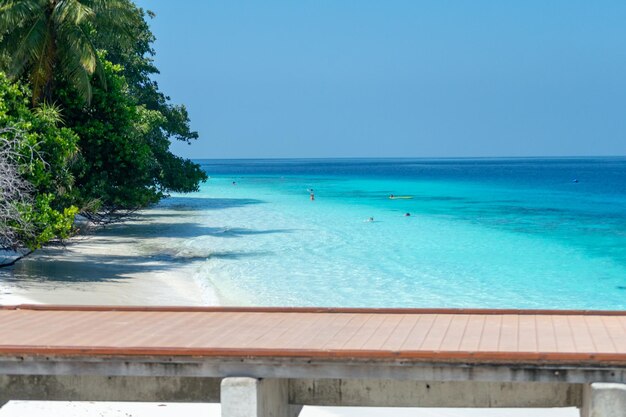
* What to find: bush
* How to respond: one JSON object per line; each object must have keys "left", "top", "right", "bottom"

{"left": 0, "top": 73, "right": 79, "bottom": 250}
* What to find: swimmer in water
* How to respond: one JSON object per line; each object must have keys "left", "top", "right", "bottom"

{"left": 404, "top": 212, "right": 411, "bottom": 217}
{"left": 366, "top": 217, "right": 374, "bottom": 222}
{"left": 389, "top": 194, "right": 395, "bottom": 199}
{"left": 232, "top": 181, "right": 237, "bottom": 186}
{"left": 310, "top": 192, "right": 315, "bottom": 201}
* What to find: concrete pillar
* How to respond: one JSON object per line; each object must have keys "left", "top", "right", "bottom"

{"left": 221, "top": 377, "right": 302, "bottom": 417}
{"left": 581, "top": 383, "right": 626, "bottom": 417}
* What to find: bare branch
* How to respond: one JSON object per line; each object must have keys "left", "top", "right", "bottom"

{"left": 0, "top": 126, "right": 38, "bottom": 251}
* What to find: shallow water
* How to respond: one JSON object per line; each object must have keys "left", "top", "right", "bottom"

{"left": 161, "top": 158, "right": 626, "bottom": 309}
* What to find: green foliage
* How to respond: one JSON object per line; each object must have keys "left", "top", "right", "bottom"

{"left": 0, "top": 0, "right": 207, "bottom": 245}
{"left": 57, "top": 59, "right": 206, "bottom": 217}
{"left": 0, "top": 72, "right": 79, "bottom": 249}
{"left": 23, "top": 194, "right": 78, "bottom": 248}
{"left": 0, "top": 0, "right": 135, "bottom": 104}
{"left": 91, "top": 3, "right": 207, "bottom": 192}
{"left": 95, "top": 4, "right": 199, "bottom": 144}
{"left": 57, "top": 60, "right": 157, "bottom": 213}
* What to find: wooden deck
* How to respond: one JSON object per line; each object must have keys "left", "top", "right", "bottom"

{"left": 1, "top": 305, "right": 625, "bottom": 365}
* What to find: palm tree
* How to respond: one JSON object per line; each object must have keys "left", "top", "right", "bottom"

{"left": 0, "top": 0, "right": 134, "bottom": 105}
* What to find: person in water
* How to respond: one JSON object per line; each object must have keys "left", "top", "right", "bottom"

{"left": 389, "top": 194, "right": 395, "bottom": 199}
{"left": 404, "top": 212, "right": 411, "bottom": 217}
{"left": 367, "top": 217, "right": 374, "bottom": 222}
{"left": 310, "top": 192, "right": 315, "bottom": 201}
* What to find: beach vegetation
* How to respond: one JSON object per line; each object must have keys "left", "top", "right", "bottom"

{"left": 56, "top": 58, "right": 206, "bottom": 222}
{"left": 0, "top": 0, "right": 135, "bottom": 105}
{"left": 0, "top": 1, "right": 206, "bottom": 256}
{"left": 0, "top": 73, "right": 79, "bottom": 253}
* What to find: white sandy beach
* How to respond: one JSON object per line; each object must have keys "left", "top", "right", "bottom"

{"left": 0, "top": 209, "right": 218, "bottom": 307}
{"left": 0, "top": 209, "right": 577, "bottom": 417}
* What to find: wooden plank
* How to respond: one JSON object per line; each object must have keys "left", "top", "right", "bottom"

{"left": 585, "top": 316, "right": 617, "bottom": 354}
{"left": 0, "top": 307, "right": 624, "bottom": 365}
{"left": 602, "top": 316, "right": 626, "bottom": 352}
{"left": 379, "top": 314, "right": 421, "bottom": 351}
{"left": 400, "top": 314, "right": 437, "bottom": 350}
{"left": 478, "top": 315, "right": 502, "bottom": 352}
{"left": 439, "top": 314, "right": 470, "bottom": 351}
{"left": 342, "top": 314, "right": 389, "bottom": 350}
{"left": 567, "top": 314, "right": 596, "bottom": 353}
{"left": 291, "top": 313, "right": 355, "bottom": 349}
{"left": 517, "top": 315, "right": 537, "bottom": 353}
{"left": 535, "top": 315, "right": 558, "bottom": 353}
{"left": 551, "top": 315, "right": 576, "bottom": 353}
{"left": 269, "top": 313, "right": 331, "bottom": 350}
{"left": 322, "top": 314, "right": 374, "bottom": 350}
{"left": 359, "top": 314, "right": 404, "bottom": 350}
{"left": 498, "top": 315, "right": 519, "bottom": 352}
{"left": 155, "top": 312, "right": 240, "bottom": 349}
{"left": 457, "top": 314, "right": 486, "bottom": 352}
{"left": 420, "top": 314, "right": 453, "bottom": 351}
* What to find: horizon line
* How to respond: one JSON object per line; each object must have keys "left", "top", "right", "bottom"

{"left": 188, "top": 155, "right": 626, "bottom": 161}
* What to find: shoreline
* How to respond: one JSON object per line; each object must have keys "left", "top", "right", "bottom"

{"left": 0, "top": 208, "right": 219, "bottom": 307}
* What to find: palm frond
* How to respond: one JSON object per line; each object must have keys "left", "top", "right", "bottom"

{"left": 7, "top": 15, "right": 47, "bottom": 79}
{"left": 76, "top": 24, "right": 106, "bottom": 90}
{"left": 0, "top": 27, "right": 25, "bottom": 72}
{"left": 0, "top": 0, "right": 44, "bottom": 34}
{"left": 52, "top": 0, "right": 95, "bottom": 26}
{"left": 86, "top": 0, "right": 137, "bottom": 43}
{"left": 57, "top": 27, "right": 95, "bottom": 103}
{"left": 30, "top": 20, "right": 55, "bottom": 103}
{"left": 71, "top": 66, "right": 92, "bottom": 104}
{"left": 0, "top": 0, "right": 135, "bottom": 103}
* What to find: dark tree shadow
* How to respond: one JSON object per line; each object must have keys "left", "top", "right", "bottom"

{"left": 156, "top": 197, "right": 265, "bottom": 211}
{"left": 0, "top": 196, "right": 278, "bottom": 287}
{"left": 2, "top": 250, "right": 270, "bottom": 285}
{"left": 94, "top": 222, "right": 292, "bottom": 239}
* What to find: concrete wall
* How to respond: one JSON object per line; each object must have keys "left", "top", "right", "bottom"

{"left": 1, "top": 356, "right": 624, "bottom": 384}
{"left": 0, "top": 375, "right": 583, "bottom": 408}
{"left": 0, "top": 375, "right": 220, "bottom": 405}
{"left": 290, "top": 379, "right": 582, "bottom": 408}
{"left": 1, "top": 370, "right": 626, "bottom": 416}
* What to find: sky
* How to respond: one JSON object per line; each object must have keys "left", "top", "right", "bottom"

{"left": 136, "top": 0, "right": 626, "bottom": 159}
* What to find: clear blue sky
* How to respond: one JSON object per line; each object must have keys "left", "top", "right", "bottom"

{"left": 136, "top": 0, "right": 626, "bottom": 158}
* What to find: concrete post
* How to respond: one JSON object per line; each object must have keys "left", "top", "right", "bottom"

{"left": 581, "top": 383, "right": 626, "bottom": 417}
{"left": 221, "top": 377, "right": 302, "bottom": 417}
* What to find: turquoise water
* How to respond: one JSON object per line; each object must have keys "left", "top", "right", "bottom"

{"left": 164, "top": 158, "right": 626, "bottom": 309}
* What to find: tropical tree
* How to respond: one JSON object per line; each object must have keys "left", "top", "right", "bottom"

{"left": 57, "top": 59, "right": 207, "bottom": 223}
{"left": 0, "top": 72, "right": 79, "bottom": 253}
{"left": 0, "top": 0, "right": 207, "bottom": 230}
{"left": 91, "top": 4, "right": 206, "bottom": 193}
{"left": 0, "top": 0, "right": 134, "bottom": 104}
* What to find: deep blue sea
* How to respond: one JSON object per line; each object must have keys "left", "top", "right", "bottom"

{"left": 164, "top": 158, "right": 626, "bottom": 309}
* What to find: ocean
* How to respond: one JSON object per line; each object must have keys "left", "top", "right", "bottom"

{"left": 158, "top": 157, "right": 626, "bottom": 310}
